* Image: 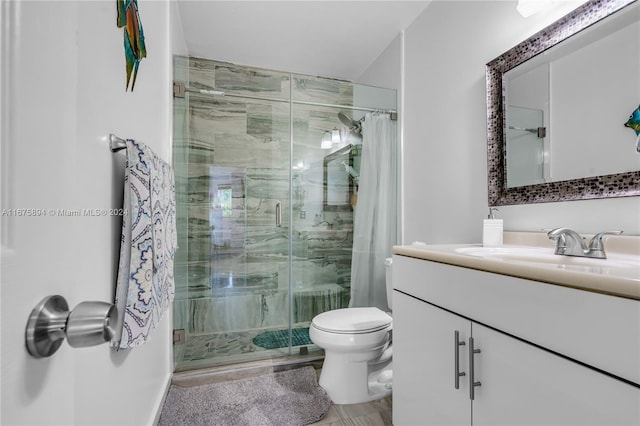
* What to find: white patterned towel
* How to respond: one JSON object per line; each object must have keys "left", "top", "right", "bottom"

{"left": 111, "top": 140, "right": 177, "bottom": 350}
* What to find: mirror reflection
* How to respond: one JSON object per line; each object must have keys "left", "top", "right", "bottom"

{"left": 504, "top": 0, "right": 640, "bottom": 188}
{"left": 323, "top": 144, "right": 360, "bottom": 212}
{"left": 486, "top": 0, "right": 640, "bottom": 205}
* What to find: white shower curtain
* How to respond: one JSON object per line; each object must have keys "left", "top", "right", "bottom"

{"left": 349, "top": 112, "right": 397, "bottom": 311}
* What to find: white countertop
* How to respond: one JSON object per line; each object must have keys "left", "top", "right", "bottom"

{"left": 392, "top": 232, "right": 640, "bottom": 300}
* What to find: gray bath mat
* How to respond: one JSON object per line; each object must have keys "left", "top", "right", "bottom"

{"left": 158, "top": 366, "right": 331, "bottom": 426}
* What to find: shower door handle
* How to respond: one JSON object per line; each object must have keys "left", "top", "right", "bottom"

{"left": 275, "top": 201, "right": 282, "bottom": 227}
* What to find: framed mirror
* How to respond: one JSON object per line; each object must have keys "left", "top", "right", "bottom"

{"left": 486, "top": 0, "right": 640, "bottom": 206}
{"left": 323, "top": 144, "right": 359, "bottom": 212}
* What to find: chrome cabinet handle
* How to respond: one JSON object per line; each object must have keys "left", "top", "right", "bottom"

{"left": 454, "top": 330, "right": 466, "bottom": 389}
{"left": 275, "top": 201, "right": 282, "bottom": 227}
{"left": 469, "top": 336, "right": 482, "bottom": 400}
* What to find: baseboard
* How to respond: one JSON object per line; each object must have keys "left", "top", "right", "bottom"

{"left": 151, "top": 372, "right": 173, "bottom": 426}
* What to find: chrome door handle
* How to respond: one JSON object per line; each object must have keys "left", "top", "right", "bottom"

{"left": 469, "top": 336, "right": 481, "bottom": 400}
{"left": 454, "top": 330, "right": 466, "bottom": 389}
{"left": 25, "top": 295, "right": 117, "bottom": 358}
{"left": 275, "top": 201, "right": 282, "bottom": 227}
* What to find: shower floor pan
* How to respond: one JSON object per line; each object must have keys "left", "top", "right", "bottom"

{"left": 176, "top": 323, "right": 322, "bottom": 372}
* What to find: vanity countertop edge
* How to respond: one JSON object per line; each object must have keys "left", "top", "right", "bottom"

{"left": 392, "top": 231, "right": 640, "bottom": 300}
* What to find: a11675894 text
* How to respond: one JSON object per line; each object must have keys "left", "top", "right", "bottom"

{"left": 1, "top": 208, "right": 128, "bottom": 217}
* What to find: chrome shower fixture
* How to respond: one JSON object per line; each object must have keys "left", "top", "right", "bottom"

{"left": 338, "top": 112, "right": 362, "bottom": 135}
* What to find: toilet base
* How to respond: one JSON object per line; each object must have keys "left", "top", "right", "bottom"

{"left": 319, "top": 355, "right": 392, "bottom": 405}
{"left": 366, "top": 367, "right": 393, "bottom": 402}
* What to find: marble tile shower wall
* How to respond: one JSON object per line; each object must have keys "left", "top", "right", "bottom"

{"left": 174, "top": 57, "right": 356, "bottom": 336}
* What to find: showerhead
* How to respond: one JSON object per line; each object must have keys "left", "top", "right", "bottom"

{"left": 338, "top": 112, "right": 355, "bottom": 127}
{"left": 338, "top": 112, "right": 362, "bottom": 135}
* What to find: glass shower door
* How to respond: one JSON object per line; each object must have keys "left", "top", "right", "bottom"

{"left": 173, "top": 60, "right": 293, "bottom": 370}
{"left": 506, "top": 105, "right": 547, "bottom": 187}
{"left": 289, "top": 77, "right": 360, "bottom": 330}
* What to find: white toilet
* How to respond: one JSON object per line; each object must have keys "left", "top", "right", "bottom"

{"left": 309, "top": 258, "right": 394, "bottom": 404}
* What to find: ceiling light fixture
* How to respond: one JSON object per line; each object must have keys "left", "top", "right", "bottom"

{"left": 321, "top": 131, "right": 333, "bottom": 149}
{"left": 517, "top": 0, "right": 554, "bottom": 17}
{"left": 331, "top": 128, "right": 341, "bottom": 143}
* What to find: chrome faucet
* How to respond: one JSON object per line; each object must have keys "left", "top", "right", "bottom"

{"left": 546, "top": 228, "right": 622, "bottom": 259}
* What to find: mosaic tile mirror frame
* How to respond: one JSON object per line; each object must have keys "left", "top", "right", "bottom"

{"left": 486, "top": 0, "right": 640, "bottom": 206}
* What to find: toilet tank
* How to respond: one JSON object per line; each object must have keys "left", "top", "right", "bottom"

{"left": 385, "top": 257, "right": 393, "bottom": 310}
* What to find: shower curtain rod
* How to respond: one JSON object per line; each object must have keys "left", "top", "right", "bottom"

{"left": 295, "top": 99, "right": 397, "bottom": 119}
{"left": 184, "top": 86, "right": 397, "bottom": 118}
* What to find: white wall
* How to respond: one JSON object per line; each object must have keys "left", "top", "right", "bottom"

{"left": 358, "top": 33, "right": 405, "bottom": 242}
{"left": 1, "top": 1, "right": 182, "bottom": 424}
{"left": 358, "top": 33, "right": 404, "bottom": 93}
{"left": 361, "top": 0, "right": 639, "bottom": 244}
{"left": 171, "top": 0, "right": 188, "bottom": 57}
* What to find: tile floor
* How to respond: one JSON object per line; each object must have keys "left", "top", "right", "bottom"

{"left": 309, "top": 395, "right": 392, "bottom": 426}
{"left": 171, "top": 359, "right": 393, "bottom": 426}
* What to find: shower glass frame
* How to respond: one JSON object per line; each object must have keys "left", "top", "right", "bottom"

{"left": 172, "top": 57, "right": 397, "bottom": 372}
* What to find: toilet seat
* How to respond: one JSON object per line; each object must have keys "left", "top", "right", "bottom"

{"left": 312, "top": 307, "right": 391, "bottom": 334}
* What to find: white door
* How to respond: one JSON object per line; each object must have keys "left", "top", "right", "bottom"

{"left": 394, "top": 292, "right": 472, "bottom": 426}
{"left": 472, "top": 322, "right": 640, "bottom": 425}
{"left": 1, "top": 2, "right": 81, "bottom": 424}
{"left": 1, "top": 2, "right": 172, "bottom": 425}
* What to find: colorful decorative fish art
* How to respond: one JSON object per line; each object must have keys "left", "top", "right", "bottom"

{"left": 117, "top": 0, "right": 147, "bottom": 91}
{"left": 624, "top": 104, "right": 640, "bottom": 153}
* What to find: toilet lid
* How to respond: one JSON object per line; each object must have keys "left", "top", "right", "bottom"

{"left": 312, "top": 307, "right": 392, "bottom": 334}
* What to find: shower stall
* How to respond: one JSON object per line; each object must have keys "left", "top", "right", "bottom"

{"left": 172, "top": 57, "right": 397, "bottom": 371}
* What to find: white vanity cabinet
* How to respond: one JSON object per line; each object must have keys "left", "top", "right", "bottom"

{"left": 394, "top": 292, "right": 471, "bottom": 425}
{"left": 393, "top": 254, "right": 640, "bottom": 426}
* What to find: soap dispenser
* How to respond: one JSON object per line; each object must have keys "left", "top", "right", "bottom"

{"left": 483, "top": 208, "right": 503, "bottom": 247}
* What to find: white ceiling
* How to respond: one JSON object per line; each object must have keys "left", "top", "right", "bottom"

{"left": 176, "top": 1, "right": 431, "bottom": 81}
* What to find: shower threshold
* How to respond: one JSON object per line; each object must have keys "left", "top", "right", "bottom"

{"left": 175, "top": 323, "right": 323, "bottom": 373}
{"left": 172, "top": 354, "right": 325, "bottom": 386}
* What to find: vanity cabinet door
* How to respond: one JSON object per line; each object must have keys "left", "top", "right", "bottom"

{"left": 394, "top": 291, "right": 472, "bottom": 426}
{"left": 472, "top": 323, "right": 640, "bottom": 426}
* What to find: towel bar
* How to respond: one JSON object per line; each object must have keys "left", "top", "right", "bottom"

{"left": 109, "top": 133, "right": 130, "bottom": 152}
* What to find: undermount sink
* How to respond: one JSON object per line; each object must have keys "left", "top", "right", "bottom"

{"left": 453, "top": 246, "right": 639, "bottom": 272}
